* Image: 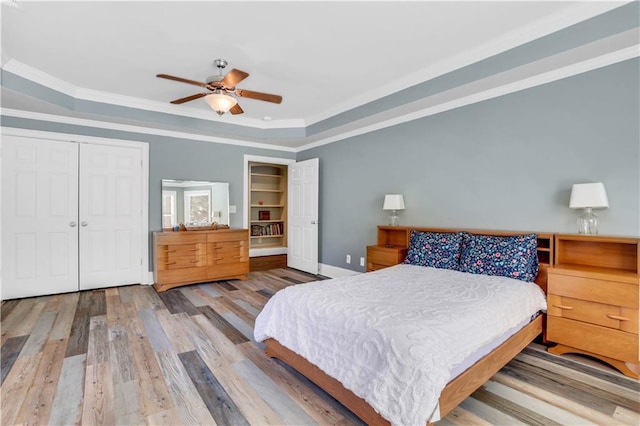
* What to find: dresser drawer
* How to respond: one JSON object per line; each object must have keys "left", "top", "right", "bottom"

{"left": 156, "top": 233, "right": 206, "bottom": 245}
{"left": 548, "top": 294, "right": 638, "bottom": 334}
{"left": 156, "top": 267, "right": 207, "bottom": 285}
{"left": 208, "top": 262, "right": 249, "bottom": 279}
{"left": 547, "top": 316, "right": 638, "bottom": 362}
{"left": 209, "top": 241, "right": 247, "bottom": 254}
{"left": 207, "top": 230, "right": 248, "bottom": 243}
{"left": 165, "top": 243, "right": 206, "bottom": 257}
{"left": 164, "top": 255, "right": 206, "bottom": 269}
{"left": 548, "top": 273, "right": 638, "bottom": 309}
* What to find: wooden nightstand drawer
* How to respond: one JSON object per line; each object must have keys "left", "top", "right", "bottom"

{"left": 368, "top": 249, "right": 399, "bottom": 266}
{"left": 547, "top": 316, "right": 638, "bottom": 362}
{"left": 548, "top": 273, "right": 638, "bottom": 309}
{"left": 366, "top": 245, "right": 407, "bottom": 272}
{"left": 548, "top": 294, "right": 638, "bottom": 333}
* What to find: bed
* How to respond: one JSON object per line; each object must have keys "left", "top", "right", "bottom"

{"left": 254, "top": 228, "right": 550, "bottom": 425}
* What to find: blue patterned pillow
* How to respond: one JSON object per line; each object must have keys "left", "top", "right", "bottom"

{"left": 403, "top": 231, "right": 463, "bottom": 270}
{"left": 459, "top": 233, "right": 539, "bottom": 282}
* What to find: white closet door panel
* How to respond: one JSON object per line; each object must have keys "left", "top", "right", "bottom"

{"left": 79, "top": 144, "right": 142, "bottom": 289}
{"left": 1, "top": 136, "right": 79, "bottom": 299}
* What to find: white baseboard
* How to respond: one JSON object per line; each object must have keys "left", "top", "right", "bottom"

{"left": 318, "top": 263, "right": 362, "bottom": 278}
{"left": 143, "top": 271, "right": 154, "bottom": 285}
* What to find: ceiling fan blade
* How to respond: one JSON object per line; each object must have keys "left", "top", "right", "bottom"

{"left": 170, "top": 93, "right": 207, "bottom": 104}
{"left": 157, "top": 74, "right": 207, "bottom": 88}
{"left": 229, "top": 103, "right": 244, "bottom": 115}
{"left": 221, "top": 69, "right": 249, "bottom": 87}
{"left": 236, "top": 89, "right": 282, "bottom": 104}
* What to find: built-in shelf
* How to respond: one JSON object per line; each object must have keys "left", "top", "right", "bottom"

{"left": 251, "top": 173, "right": 282, "bottom": 178}
{"left": 249, "top": 162, "right": 287, "bottom": 251}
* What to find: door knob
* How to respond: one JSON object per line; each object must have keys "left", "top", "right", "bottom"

{"left": 70, "top": 221, "right": 77, "bottom": 227}
{"left": 311, "top": 220, "right": 316, "bottom": 224}
{"left": 81, "top": 221, "right": 88, "bottom": 227}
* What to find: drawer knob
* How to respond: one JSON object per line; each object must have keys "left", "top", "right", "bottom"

{"left": 606, "top": 314, "right": 630, "bottom": 321}
{"left": 552, "top": 304, "right": 574, "bottom": 310}
{"left": 165, "top": 262, "right": 177, "bottom": 266}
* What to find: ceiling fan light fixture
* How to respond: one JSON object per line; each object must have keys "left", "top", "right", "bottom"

{"left": 204, "top": 92, "right": 237, "bottom": 115}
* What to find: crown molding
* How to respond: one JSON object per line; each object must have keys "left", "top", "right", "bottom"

{"left": 0, "top": 108, "right": 297, "bottom": 153}
{"left": 3, "top": 34, "right": 637, "bottom": 156}
{"left": 297, "top": 37, "right": 639, "bottom": 152}
{"left": 2, "top": 59, "right": 306, "bottom": 130}
{"left": 3, "top": 59, "right": 79, "bottom": 97}
{"left": 303, "top": 1, "right": 631, "bottom": 126}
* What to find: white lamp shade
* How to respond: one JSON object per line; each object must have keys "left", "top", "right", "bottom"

{"left": 383, "top": 194, "right": 405, "bottom": 210}
{"left": 204, "top": 93, "right": 237, "bottom": 115}
{"left": 569, "top": 182, "right": 609, "bottom": 209}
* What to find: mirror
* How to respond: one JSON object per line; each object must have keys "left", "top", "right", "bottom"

{"left": 162, "top": 179, "right": 229, "bottom": 229}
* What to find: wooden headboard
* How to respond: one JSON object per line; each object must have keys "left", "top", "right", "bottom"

{"left": 376, "top": 226, "right": 553, "bottom": 293}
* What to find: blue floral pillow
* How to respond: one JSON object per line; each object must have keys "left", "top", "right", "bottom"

{"left": 459, "top": 233, "right": 539, "bottom": 282}
{"left": 403, "top": 231, "right": 464, "bottom": 270}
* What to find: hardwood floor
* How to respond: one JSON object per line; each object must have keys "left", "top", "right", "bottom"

{"left": 1, "top": 269, "right": 638, "bottom": 425}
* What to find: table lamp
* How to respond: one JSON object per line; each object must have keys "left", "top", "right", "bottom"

{"left": 383, "top": 194, "right": 405, "bottom": 226}
{"left": 569, "top": 182, "right": 609, "bottom": 235}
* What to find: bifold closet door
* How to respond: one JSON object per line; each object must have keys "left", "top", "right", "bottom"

{"left": 1, "top": 136, "right": 80, "bottom": 299}
{"left": 2, "top": 137, "right": 144, "bottom": 299}
{"left": 79, "top": 143, "right": 142, "bottom": 290}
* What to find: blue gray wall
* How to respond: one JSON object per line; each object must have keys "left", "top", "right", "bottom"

{"left": 299, "top": 58, "right": 640, "bottom": 271}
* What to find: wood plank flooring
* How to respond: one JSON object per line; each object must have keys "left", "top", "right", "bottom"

{"left": 1, "top": 269, "right": 638, "bottom": 425}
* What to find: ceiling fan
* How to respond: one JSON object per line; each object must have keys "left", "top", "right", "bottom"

{"left": 156, "top": 59, "right": 282, "bottom": 116}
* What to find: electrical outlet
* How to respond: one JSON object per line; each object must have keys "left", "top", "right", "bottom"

{"left": 360, "top": 257, "right": 365, "bottom": 267}
{"left": 346, "top": 254, "right": 351, "bottom": 264}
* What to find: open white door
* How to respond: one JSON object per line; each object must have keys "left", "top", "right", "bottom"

{"left": 1, "top": 136, "right": 80, "bottom": 299}
{"left": 287, "top": 158, "right": 319, "bottom": 274}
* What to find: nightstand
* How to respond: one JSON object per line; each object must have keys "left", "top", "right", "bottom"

{"left": 366, "top": 245, "right": 407, "bottom": 272}
{"left": 546, "top": 234, "right": 639, "bottom": 378}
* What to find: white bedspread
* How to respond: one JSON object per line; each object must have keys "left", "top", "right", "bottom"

{"left": 254, "top": 264, "right": 547, "bottom": 425}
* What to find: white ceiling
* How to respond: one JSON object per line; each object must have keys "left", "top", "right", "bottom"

{"left": 0, "top": 1, "right": 628, "bottom": 129}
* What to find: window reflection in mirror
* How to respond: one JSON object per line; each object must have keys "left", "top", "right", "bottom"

{"left": 161, "top": 180, "right": 229, "bottom": 229}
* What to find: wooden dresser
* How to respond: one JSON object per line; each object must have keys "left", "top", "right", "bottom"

{"left": 546, "top": 234, "right": 639, "bottom": 378}
{"left": 153, "top": 229, "right": 249, "bottom": 292}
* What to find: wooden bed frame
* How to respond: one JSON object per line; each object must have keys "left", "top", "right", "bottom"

{"left": 264, "top": 227, "right": 551, "bottom": 425}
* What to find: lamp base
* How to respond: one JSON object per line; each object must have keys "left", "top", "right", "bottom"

{"left": 389, "top": 211, "right": 400, "bottom": 227}
{"left": 577, "top": 207, "right": 599, "bottom": 235}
